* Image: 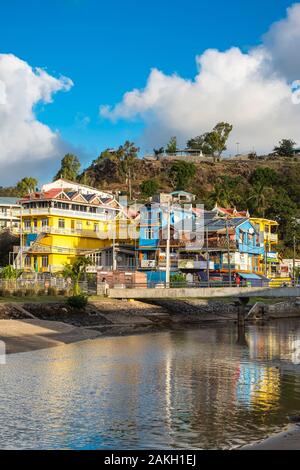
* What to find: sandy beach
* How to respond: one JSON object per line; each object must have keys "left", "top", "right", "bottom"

{"left": 0, "top": 319, "right": 101, "bottom": 354}
{"left": 242, "top": 424, "right": 300, "bottom": 450}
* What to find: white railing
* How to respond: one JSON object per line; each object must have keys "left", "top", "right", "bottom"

{"left": 21, "top": 207, "right": 115, "bottom": 221}
{"left": 266, "top": 233, "right": 278, "bottom": 243}
{"left": 141, "top": 260, "right": 157, "bottom": 268}
{"left": 21, "top": 226, "right": 104, "bottom": 238}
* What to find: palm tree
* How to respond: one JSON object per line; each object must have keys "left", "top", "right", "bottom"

{"left": 208, "top": 176, "right": 236, "bottom": 207}
{"left": 247, "top": 184, "right": 271, "bottom": 217}
{"left": 62, "top": 256, "right": 93, "bottom": 296}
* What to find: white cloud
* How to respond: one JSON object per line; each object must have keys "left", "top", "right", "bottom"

{"left": 264, "top": 3, "right": 300, "bottom": 80}
{"left": 100, "top": 4, "right": 300, "bottom": 155}
{"left": 0, "top": 53, "right": 73, "bottom": 183}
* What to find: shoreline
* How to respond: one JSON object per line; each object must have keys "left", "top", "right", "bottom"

{"left": 1, "top": 297, "right": 300, "bottom": 354}
{"left": 241, "top": 424, "right": 300, "bottom": 450}
{"left": 0, "top": 298, "right": 239, "bottom": 354}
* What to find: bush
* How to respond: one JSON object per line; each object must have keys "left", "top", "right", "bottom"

{"left": 13, "top": 289, "right": 25, "bottom": 297}
{"left": 59, "top": 289, "right": 68, "bottom": 297}
{"left": 25, "top": 288, "right": 36, "bottom": 297}
{"left": 0, "top": 289, "right": 11, "bottom": 298}
{"left": 170, "top": 272, "right": 187, "bottom": 287}
{"left": 47, "top": 287, "right": 58, "bottom": 296}
{"left": 67, "top": 294, "right": 88, "bottom": 310}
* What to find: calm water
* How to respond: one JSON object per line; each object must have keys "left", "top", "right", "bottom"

{"left": 1, "top": 320, "right": 300, "bottom": 449}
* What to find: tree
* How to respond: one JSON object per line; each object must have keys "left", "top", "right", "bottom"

{"left": 250, "top": 167, "right": 278, "bottom": 187}
{"left": 169, "top": 161, "right": 196, "bottom": 190}
{"left": 140, "top": 179, "right": 159, "bottom": 198}
{"left": 208, "top": 176, "right": 238, "bottom": 207}
{"left": 153, "top": 147, "right": 164, "bottom": 157}
{"left": 166, "top": 137, "right": 177, "bottom": 155}
{"left": 0, "top": 265, "right": 23, "bottom": 280}
{"left": 54, "top": 154, "right": 81, "bottom": 181}
{"left": 16, "top": 177, "right": 38, "bottom": 196}
{"left": 205, "top": 122, "right": 233, "bottom": 162}
{"left": 116, "top": 141, "right": 139, "bottom": 200}
{"left": 187, "top": 122, "right": 233, "bottom": 162}
{"left": 248, "top": 168, "right": 278, "bottom": 217}
{"left": 62, "top": 256, "right": 93, "bottom": 296}
{"left": 266, "top": 189, "right": 297, "bottom": 240}
{"left": 186, "top": 135, "right": 210, "bottom": 153}
{"left": 274, "top": 139, "right": 296, "bottom": 157}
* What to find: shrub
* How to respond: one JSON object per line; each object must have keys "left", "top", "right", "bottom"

{"left": 67, "top": 294, "right": 88, "bottom": 310}
{"left": 13, "top": 290, "right": 25, "bottom": 297}
{"left": 25, "top": 288, "right": 36, "bottom": 297}
{"left": 47, "top": 287, "right": 58, "bottom": 296}
{"left": 0, "top": 289, "right": 11, "bottom": 298}
{"left": 59, "top": 289, "right": 68, "bottom": 297}
{"left": 170, "top": 272, "right": 187, "bottom": 287}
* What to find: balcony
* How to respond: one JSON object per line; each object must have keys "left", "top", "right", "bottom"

{"left": 178, "top": 260, "right": 215, "bottom": 270}
{"left": 21, "top": 207, "right": 114, "bottom": 222}
{"left": 21, "top": 226, "right": 107, "bottom": 239}
{"left": 140, "top": 260, "right": 157, "bottom": 269}
{"left": 265, "top": 233, "right": 278, "bottom": 243}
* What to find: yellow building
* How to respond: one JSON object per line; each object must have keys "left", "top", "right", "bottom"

{"left": 250, "top": 217, "right": 279, "bottom": 277}
{"left": 15, "top": 181, "right": 133, "bottom": 273}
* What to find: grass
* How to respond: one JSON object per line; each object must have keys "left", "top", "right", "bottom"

{"left": 0, "top": 296, "right": 67, "bottom": 304}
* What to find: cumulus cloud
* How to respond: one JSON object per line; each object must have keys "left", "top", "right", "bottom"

{"left": 264, "top": 3, "right": 300, "bottom": 80}
{"left": 100, "top": 3, "right": 300, "bottom": 155}
{"left": 0, "top": 53, "right": 73, "bottom": 183}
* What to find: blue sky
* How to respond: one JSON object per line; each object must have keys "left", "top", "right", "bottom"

{"left": 0, "top": 0, "right": 299, "bottom": 182}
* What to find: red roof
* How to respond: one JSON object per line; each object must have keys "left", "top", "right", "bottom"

{"left": 214, "top": 206, "right": 249, "bottom": 218}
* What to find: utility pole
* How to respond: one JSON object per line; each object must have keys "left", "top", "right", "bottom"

{"left": 19, "top": 204, "right": 23, "bottom": 269}
{"left": 226, "top": 218, "right": 232, "bottom": 287}
{"left": 293, "top": 234, "right": 296, "bottom": 287}
{"left": 236, "top": 142, "right": 240, "bottom": 156}
{"left": 206, "top": 225, "right": 210, "bottom": 287}
{"left": 166, "top": 202, "right": 171, "bottom": 288}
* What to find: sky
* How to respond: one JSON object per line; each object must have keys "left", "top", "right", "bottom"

{"left": 0, "top": 0, "right": 300, "bottom": 184}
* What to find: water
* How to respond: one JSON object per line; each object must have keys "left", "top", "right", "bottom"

{"left": 0, "top": 320, "right": 300, "bottom": 449}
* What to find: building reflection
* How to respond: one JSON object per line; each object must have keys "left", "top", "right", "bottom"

{"left": 2, "top": 320, "right": 300, "bottom": 449}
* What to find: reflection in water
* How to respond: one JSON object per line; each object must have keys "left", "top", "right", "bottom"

{"left": 0, "top": 319, "right": 300, "bottom": 449}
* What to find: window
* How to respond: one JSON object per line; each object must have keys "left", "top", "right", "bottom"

{"left": 145, "top": 228, "right": 154, "bottom": 240}
{"left": 76, "top": 221, "right": 83, "bottom": 231}
{"left": 42, "top": 256, "right": 49, "bottom": 268}
{"left": 58, "top": 219, "right": 65, "bottom": 229}
{"left": 94, "top": 223, "right": 99, "bottom": 232}
{"left": 41, "top": 218, "right": 49, "bottom": 228}
{"left": 25, "top": 256, "right": 31, "bottom": 267}
{"left": 24, "top": 220, "right": 31, "bottom": 230}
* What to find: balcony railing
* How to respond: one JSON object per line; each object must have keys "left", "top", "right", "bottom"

{"left": 140, "top": 260, "right": 157, "bottom": 268}
{"left": 21, "top": 226, "right": 108, "bottom": 239}
{"left": 265, "top": 233, "right": 278, "bottom": 243}
{"left": 21, "top": 207, "right": 115, "bottom": 221}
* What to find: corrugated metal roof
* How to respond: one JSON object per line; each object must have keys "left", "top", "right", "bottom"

{"left": 238, "top": 273, "right": 262, "bottom": 280}
{"left": 205, "top": 217, "right": 248, "bottom": 231}
{"left": 0, "top": 197, "right": 19, "bottom": 205}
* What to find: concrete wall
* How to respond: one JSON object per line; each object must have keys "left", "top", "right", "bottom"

{"left": 108, "top": 286, "right": 300, "bottom": 299}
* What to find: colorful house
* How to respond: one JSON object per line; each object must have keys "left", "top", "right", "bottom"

{"left": 0, "top": 197, "right": 20, "bottom": 232}
{"left": 15, "top": 181, "right": 131, "bottom": 273}
{"left": 250, "top": 217, "right": 279, "bottom": 277}
{"left": 138, "top": 203, "right": 196, "bottom": 284}
{"left": 179, "top": 216, "right": 266, "bottom": 285}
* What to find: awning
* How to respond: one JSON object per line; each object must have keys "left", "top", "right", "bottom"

{"left": 238, "top": 273, "right": 263, "bottom": 280}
